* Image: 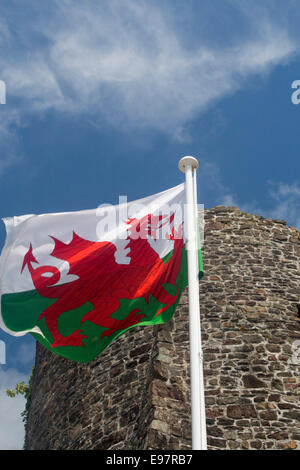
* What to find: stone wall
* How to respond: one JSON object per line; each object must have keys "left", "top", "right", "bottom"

{"left": 201, "top": 207, "right": 300, "bottom": 450}
{"left": 24, "top": 207, "right": 300, "bottom": 450}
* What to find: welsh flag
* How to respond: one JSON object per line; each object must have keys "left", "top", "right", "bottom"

{"left": 0, "top": 184, "right": 203, "bottom": 363}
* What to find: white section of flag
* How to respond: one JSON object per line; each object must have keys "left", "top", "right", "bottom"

{"left": 0, "top": 184, "right": 185, "bottom": 297}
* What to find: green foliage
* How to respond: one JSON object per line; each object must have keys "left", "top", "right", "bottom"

{"left": 6, "top": 381, "right": 28, "bottom": 397}
{"left": 6, "top": 366, "right": 35, "bottom": 426}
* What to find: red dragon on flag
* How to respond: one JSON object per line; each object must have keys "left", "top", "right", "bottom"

{"left": 21, "top": 213, "right": 185, "bottom": 349}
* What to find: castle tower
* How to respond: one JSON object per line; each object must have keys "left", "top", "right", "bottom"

{"left": 24, "top": 207, "right": 300, "bottom": 450}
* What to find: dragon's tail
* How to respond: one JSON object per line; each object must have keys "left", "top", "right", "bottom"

{"left": 21, "top": 244, "right": 38, "bottom": 273}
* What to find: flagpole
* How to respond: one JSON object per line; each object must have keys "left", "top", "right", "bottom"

{"left": 192, "top": 165, "right": 207, "bottom": 450}
{"left": 179, "top": 156, "right": 207, "bottom": 451}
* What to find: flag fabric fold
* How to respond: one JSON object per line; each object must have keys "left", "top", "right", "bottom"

{"left": 0, "top": 184, "right": 203, "bottom": 362}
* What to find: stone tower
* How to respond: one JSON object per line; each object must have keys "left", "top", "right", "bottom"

{"left": 24, "top": 207, "right": 300, "bottom": 450}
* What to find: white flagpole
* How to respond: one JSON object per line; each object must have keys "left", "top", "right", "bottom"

{"left": 179, "top": 156, "right": 207, "bottom": 451}
{"left": 193, "top": 165, "right": 207, "bottom": 450}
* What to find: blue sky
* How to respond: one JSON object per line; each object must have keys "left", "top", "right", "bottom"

{"left": 0, "top": 0, "right": 300, "bottom": 449}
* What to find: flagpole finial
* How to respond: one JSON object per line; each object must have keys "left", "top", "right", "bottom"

{"left": 178, "top": 156, "right": 199, "bottom": 173}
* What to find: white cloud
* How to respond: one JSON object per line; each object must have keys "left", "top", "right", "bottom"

{"left": 197, "top": 159, "right": 240, "bottom": 208}
{"left": 268, "top": 182, "right": 300, "bottom": 229}
{"left": 0, "top": 110, "right": 23, "bottom": 176}
{"left": 0, "top": 0, "right": 297, "bottom": 138}
{"left": 0, "top": 18, "right": 10, "bottom": 45}
{"left": 0, "top": 367, "right": 28, "bottom": 450}
{"left": 199, "top": 158, "right": 300, "bottom": 229}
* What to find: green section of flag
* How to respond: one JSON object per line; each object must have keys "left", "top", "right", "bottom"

{"left": 196, "top": 214, "right": 204, "bottom": 279}
{"left": 1, "top": 289, "right": 56, "bottom": 332}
